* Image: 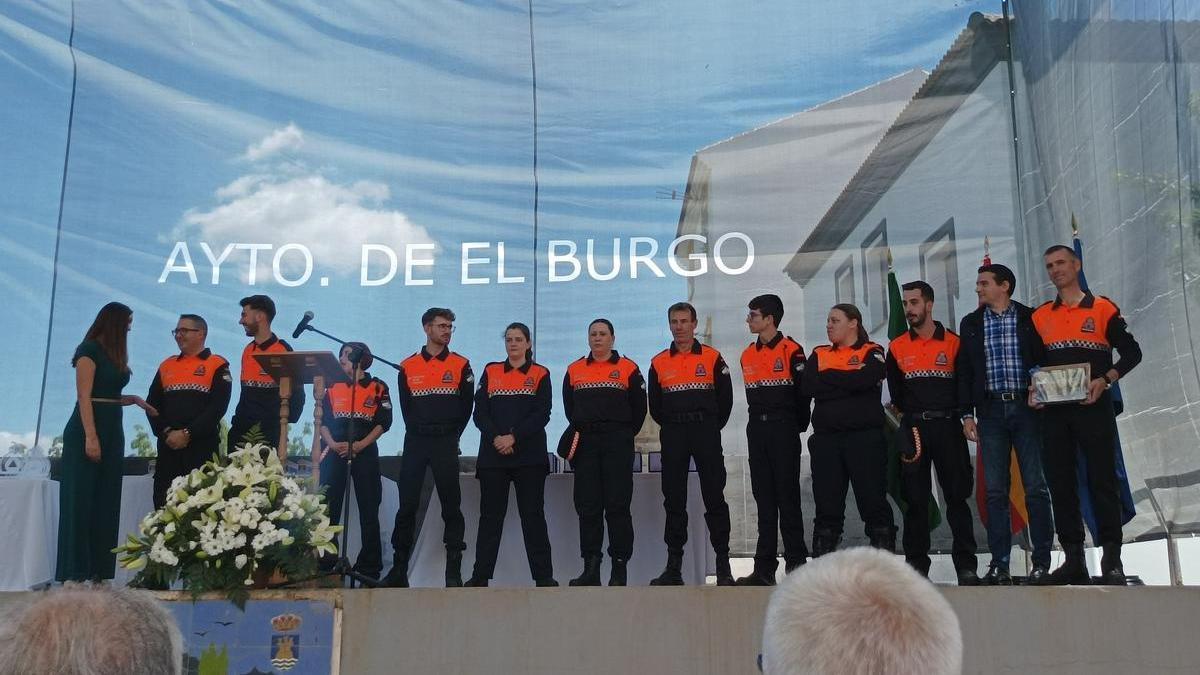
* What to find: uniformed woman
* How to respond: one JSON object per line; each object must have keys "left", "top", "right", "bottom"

{"left": 318, "top": 342, "right": 392, "bottom": 582}
{"left": 465, "top": 323, "right": 557, "bottom": 587}
{"left": 563, "top": 319, "right": 647, "bottom": 586}
{"left": 800, "top": 304, "right": 896, "bottom": 556}
{"left": 57, "top": 302, "right": 156, "bottom": 582}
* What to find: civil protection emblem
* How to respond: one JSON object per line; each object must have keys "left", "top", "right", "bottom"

{"left": 935, "top": 352, "right": 948, "bottom": 366}
{"left": 1081, "top": 317, "right": 1096, "bottom": 333}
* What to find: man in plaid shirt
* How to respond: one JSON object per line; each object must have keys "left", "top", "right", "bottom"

{"left": 956, "top": 264, "right": 1054, "bottom": 585}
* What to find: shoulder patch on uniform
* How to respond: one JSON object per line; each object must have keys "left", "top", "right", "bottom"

{"left": 221, "top": 370, "right": 233, "bottom": 383}
{"left": 872, "top": 352, "right": 885, "bottom": 363}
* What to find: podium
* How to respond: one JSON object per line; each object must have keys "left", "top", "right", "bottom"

{"left": 252, "top": 351, "right": 346, "bottom": 465}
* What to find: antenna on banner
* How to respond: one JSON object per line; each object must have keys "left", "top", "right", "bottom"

{"left": 655, "top": 188, "right": 686, "bottom": 201}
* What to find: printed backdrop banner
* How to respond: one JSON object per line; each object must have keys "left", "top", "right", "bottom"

{"left": 2, "top": 0, "right": 1199, "bottom": 548}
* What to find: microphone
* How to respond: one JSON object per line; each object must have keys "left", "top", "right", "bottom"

{"left": 292, "top": 311, "right": 315, "bottom": 339}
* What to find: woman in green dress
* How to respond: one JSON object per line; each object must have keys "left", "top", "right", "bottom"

{"left": 56, "top": 302, "right": 156, "bottom": 582}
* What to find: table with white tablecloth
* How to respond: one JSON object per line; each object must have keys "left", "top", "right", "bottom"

{"left": 342, "top": 472, "right": 716, "bottom": 586}
{"left": 2, "top": 470, "right": 714, "bottom": 590}
{"left": 0, "top": 475, "right": 155, "bottom": 591}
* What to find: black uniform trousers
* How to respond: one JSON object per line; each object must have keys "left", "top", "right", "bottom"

{"left": 319, "top": 444, "right": 383, "bottom": 576}
{"left": 472, "top": 465, "right": 553, "bottom": 580}
{"left": 391, "top": 432, "right": 466, "bottom": 565}
{"left": 808, "top": 428, "right": 894, "bottom": 537}
{"left": 229, "top": 415, "right": 280, "bottom": 452}
{"left": 899, "top": 417, "right": 977, "bottom": 575}
{"left": 1041, "top": 391, "right": 1123, "bottom": 548}
{"left": 746, "top": 417, "right": 808, "bottom": 570}
{"left": 571, "top": 428, "right": 635, "bottom": 560}
{"left": 153, "top": 441, "right": 215, "bottom": 509}
{"left": 660, "top": 420, "right": 730, "bottom": 556}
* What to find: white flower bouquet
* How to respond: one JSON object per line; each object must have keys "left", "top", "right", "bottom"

{"left": 114, "top": 442, "right": 341, "bottom": 607}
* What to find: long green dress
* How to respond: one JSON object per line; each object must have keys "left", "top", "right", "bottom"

{"left": 56, "top": 339, "right": 130, "bottom": 582}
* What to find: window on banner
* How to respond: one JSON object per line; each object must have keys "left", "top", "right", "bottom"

{"left": 919, "top": 218, "right": 959, "bottom": 328}
{"left": 860, "top": 220, "right": 889, "bottom": 333}
{"left": 835, "top": 255, "right": 855, "bottom": 305}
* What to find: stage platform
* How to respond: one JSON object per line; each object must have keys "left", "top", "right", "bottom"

{"left": 3, "top": 586, "right": 1199, "bottom": 674}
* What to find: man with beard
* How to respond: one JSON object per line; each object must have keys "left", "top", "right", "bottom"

{"left": 885, "top": 282, "right": 978, "bottom": 585}
{"left": 228, "top": 295, "right": 304, "bottom": 452}
{"left": 384, "top": 307, "right": 475, "bottom": 588}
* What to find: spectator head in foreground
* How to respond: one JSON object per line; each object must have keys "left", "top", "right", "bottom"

{"left": 0, "top": 584, "right": 183, "bottom": 675}
{"left": 761, "top": 547, "right": 962, "bottom": 675}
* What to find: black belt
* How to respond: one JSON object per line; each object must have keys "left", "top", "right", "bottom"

{"left": 575, "top": 421, "right": 628, "bottom": 433}
{"left": 986, "top": 391, "right": 1024, "bottom": 401}
{"left": 666, "top": 412, "right": 707, "bottom": 424}
{"left": 409, "top": 423, "right": 457, "bottom": 436}
{"left": 749, "top": 413, "right": 796, "bottom": 423}
{"left": 908, "top": 410, "right": 956, "bottom": 421}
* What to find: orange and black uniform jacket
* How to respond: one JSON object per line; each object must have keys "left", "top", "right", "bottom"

{"left": 235, "top": 334, "right": 304, "bottom": 425}
{"left": 801, "top": 340, "right": 886, "bottom": 433}
{"left": 474, "top": 360, "right": 552, "bottom": 468}
{"left": 396, "top": 347, "right": 474, "bottom": 436}
{"left": 146, "top": 349, "right": 232, "bottom": 443}
{"left": 885, "top": 323, "right": 961, "bottom": 415}
{"left": 1032, "top": 292, "right": 1141, "bottom": 379}
{"left": 562, "top": 351, "right": 647, "bottom": 433}
{"left": 321, "top": 375, "right": 393, "bottom": 446}
{"left": 648, "top": 341, "right": 733, "bottom": 428}
{"left": 740, "top": 333, "right": 810, "bottom": 430}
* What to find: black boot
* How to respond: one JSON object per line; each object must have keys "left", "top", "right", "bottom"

{"left": 1038, "top": 544, "right": 1090, "bottom": 586}
{"left": 811, "top": 530, "right": 840, "bottom": 558}
{"left": 735, "top": 565, "right": 777, "bottom": 586}
{"left": 464, "top": 574, "right": 489, "bottom": 587}
{"left": 445, "top": 551, "right": 463, "bottom": 588}
{"left": 715, "top": 556, "right": 735, "bottom": 586}
{"left": 608, "top": 558, "right": 628, "bottom": 587}
{"left": 1100, "top": 543, "right": 1126, "bottom": 586}
{"left": 783, "top": 558, "right": 806, "bottom": 574}
{"left": 569, "top": 555, "right": 603, "bottom": 587}
{"left": 868, "top": 526, "right": 897, "bottom": 553}
{"left": 535, "top": 577, "right": 560, "bottom": 587}
{"left": 649, "top": 553, "right": 684, "bottom": 586}
{"left": 382, "top": 561, "right": 410, "bottom": 588}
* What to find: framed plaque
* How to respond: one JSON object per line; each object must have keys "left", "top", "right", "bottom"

{"left": 1031, "top": 363, "right": 1091, "bottom": 405}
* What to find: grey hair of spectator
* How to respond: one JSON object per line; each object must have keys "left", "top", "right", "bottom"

{"left": 761, "top": 547, "right": 962, "bottom": 675}
{"left": 0, "top": 584, "right": 183, "bottom": 675}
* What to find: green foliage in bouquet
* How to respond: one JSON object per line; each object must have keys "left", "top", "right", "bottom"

{"left": 113, "top": 440, "right": 341, "bottom": 608}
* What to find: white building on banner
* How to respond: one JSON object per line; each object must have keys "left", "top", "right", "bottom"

{"left": 676, "top": 13, "right": 1017, "bottom": 552}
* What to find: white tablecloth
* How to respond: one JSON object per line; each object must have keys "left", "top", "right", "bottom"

{"left": 2, "top": 471, "right": 714, "bottom": 590}
{"left": 0, "top": 475, "right": 155, "bottom": 591}
{"left": 343, "top": 473, "right": 715, "bottom": 586}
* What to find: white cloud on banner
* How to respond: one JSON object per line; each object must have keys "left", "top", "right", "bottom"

{"left": 0, "top": 431, "right": 37, "bottom": 452}
{"left": 242, "top": 122, "right": 303, "bottom": 161}
{"left": 178, "top": 125, "right": 436, "bottom": 279}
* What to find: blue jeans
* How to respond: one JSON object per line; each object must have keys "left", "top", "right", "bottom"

{"left": 977, "top": 401, "right": 1054, "bottom": 567}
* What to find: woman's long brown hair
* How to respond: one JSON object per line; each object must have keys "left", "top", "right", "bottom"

{"left": 82, "top": 302, "right": 132, "bottom": 372}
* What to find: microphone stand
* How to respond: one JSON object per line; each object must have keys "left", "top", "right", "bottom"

{"left": 278, "top": 320, "right": 401, "bottom": 589}
{"left": 298, "top": 323, "right": 402, "bottom": 371}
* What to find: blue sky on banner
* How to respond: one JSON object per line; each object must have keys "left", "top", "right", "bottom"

{"left": 0, "top": 0, "right": 999, "bottom": 453}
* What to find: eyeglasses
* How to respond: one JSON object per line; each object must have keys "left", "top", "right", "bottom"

{"left": 171, "top": 328, "right": 202, "bottom": 337}
{"left": 746, "top": 311, "right": 764, "bottom": 320}
{"left": 431, "top": 323, "right": 456, "bottom": 333}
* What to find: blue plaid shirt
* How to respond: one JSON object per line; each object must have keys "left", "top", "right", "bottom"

{"left": 982, "top": 304, "right": 1027, "bottom": 392}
